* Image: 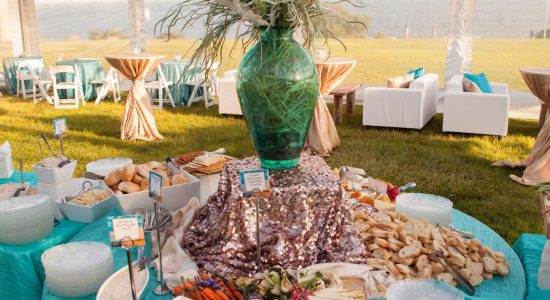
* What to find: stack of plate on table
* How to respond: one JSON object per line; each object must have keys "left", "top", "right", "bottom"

{"left": 42, "top": 242, "right": 114, "bottom": 298}
{"left": 0, "top": 194, "right": 53, "bottom": 245}
{"left": 173, "top": 148, "right": 234, "bottom": 176}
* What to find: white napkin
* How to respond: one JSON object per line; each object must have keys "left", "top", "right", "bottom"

{"left": 303, "top": 262, "right": 395, "bottom": 298}
{"left": 0, "top": 141, "right": 14, "bottom": 179}
{"left": 151, "top": 197, "right": 201, "bottom": 291}
{"left": 151, "top": 237, "right": 198, "bottom": 290}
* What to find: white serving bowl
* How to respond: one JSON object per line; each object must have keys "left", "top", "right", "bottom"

{"left": 33, "top": 160, "right": 77, "bottom": 184}
{"left": 42, "top": 242, "right": 113, "bottom": 298}
{"left": 86, "top": 157, "right": 132, "bottom": 177}
{"left": 0, "top": 194, "right": 53, "bottom": 245}
{"left": 59, "top": 186, "right": 115, "bottom": 223}
{"left": 395, "top": 193, "right": 453, "bottom": 226}
{"left": 386, "top": 279, "right": 463, "bottom": 300}
{"left": 96, "top": 262, "right": 149, "bottom": 300}
{"left": 111, "top": 166, "right": 200, "bottom": 213}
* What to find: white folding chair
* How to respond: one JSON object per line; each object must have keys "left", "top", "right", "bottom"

{"left": 16, "top": 62, "right": 44, "bottom": 99}
{"left": 50, "top": 65, "right": 85, "bottom": 109}
{"left": 186, "top": 61, "right": 220, "bottom": 108}
{"left": 30, "top": 71, "right": 53, "bottom": 104}
{"left": 92, "top": 67, "right": 121, "bottom": 104}
{"left": 145, "top": 65, "right": 175, "bottom": 109}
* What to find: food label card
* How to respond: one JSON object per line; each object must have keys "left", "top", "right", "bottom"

{"left": 108, "top": 215, "right": 145, "bottom": 247}
{"left": 240, "top": 169, "right": 271, "bottom": 197}
{"left": 53, "top": 118, "right": 67, "bottom": 137}
{"left": 149, "top": 171, "right": 163, "bottom": 201}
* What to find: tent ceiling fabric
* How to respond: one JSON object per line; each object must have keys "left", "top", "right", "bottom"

{"left": 445, "top": 0, "right": 476, "bottom": 84}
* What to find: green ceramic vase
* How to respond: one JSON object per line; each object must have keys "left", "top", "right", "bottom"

{"left": 237, "top": 26, "right": 319, "bottom": 169}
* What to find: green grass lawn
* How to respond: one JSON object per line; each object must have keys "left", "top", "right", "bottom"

{"left": 0, "top": 94, "right": 543, "bottom": 244}
{"left": 2, "top": 38, "right": 547, "bottom": 91}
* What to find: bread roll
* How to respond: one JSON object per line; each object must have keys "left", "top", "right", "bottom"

{"left": 104, "top": 168, "right": 122, "bottom": 187}
{"left": 171, "top": 173, "right": 188, "bottom": 185}
{"left": 132, "top": 172, "right": 144, "bottom": 184}
{"left": 136, "top": 164, "right": 152, "bottom": 178}
{"left": 122, "top": 164, "right": 136, "bottom": 182}
{"left": 140, "top": 178, "right": 149, "bottom": 191}
{"left": 118, "top": 181, "right": 141, "bottom": 194}
{"left": 145, "top": 161, "right": 161, "bottom": 169}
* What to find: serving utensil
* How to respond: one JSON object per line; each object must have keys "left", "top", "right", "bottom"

{"left": 431, "top": 249, "right": 476, "bottom": 295}
{"left": 165, "top": 157, "right": 178, "bottom": 176}
{"left": 12, "top": 159, "right": 25, "bottom": 198}
{"left": 40, "top": 133, "right": 59, "bottom": 157}
{"left": 399, "top": 182, "right": 417, "bottom": 193}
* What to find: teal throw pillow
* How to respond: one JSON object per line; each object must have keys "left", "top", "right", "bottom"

{"left": 407, "top": 67, "right": 425, "bottom": 79}
{"left": 464, "top": 73, "right": 493, "bottom": 93}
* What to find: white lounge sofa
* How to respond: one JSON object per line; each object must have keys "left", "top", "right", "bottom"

{"left": 443, "top": 75, "right": 509, "bottom": 136}
{"left": 362, "top": 73, "right": 439, "bottom": 129}
{"left": 218, "top": 69, "right": 242, "bottom": 115}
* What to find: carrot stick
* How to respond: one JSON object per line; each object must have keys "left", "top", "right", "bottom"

{"left": 222, "top": 280, "right": 244, "bottom": 300}
{"left": 201, "top": 287, "right": 222, "bottom": 300}
{"left": 215, "top": 290, "right": 231, "bottom": 300}
{"left": 214, "top": 277, "right": 235, "bottom": 300}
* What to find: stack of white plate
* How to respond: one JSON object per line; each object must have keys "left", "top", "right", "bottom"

{"left": 42, "top": 242, "right": 114, "bottom": 298}
{"left": 0, "top": 194, "right": 53, "bottom": 245}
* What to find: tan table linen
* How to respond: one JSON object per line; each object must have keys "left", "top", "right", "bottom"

{"left": 105, "top": 54, "right": 164, "bottom": 141}
{"left": 493, "top": 68, "right": 550, "bottom": 185}
{"left": 306, "top": 58, "right": 357, "bottom": 155}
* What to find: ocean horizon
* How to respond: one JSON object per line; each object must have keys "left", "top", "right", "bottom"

{"left": 35, "top": 0, "right": 549, "bottom": 40}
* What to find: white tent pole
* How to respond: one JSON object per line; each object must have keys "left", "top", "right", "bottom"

{"left": 542, "top": 0, "right": 549, "bottom": 65}
{"left": 445, "top": 0, "right": 476, "bottom": 85}
{"left": 128, "top": 0, "right": 146, "bottom": 53}
{"left": 18, "top": 0, "right": 40, "bottom": 56}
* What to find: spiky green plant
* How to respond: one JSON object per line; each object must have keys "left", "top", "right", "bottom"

{"left": 156, "top": 0, "right": 367, "bottom": 72}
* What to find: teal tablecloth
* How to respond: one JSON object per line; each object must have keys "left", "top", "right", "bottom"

{"left": 157, "top": 59, "right": 202, "bottom": 106}
{"left": 56, "top": 59, "right": 104, "bottom": 100}
{"left": 0, "top": 219, "right": 86, "bottom": 300}
{"left": 2, "top": 56, "right": 44, "bottom": 94}
{"left": 42, "top": 208, "right": 171, "bottom": 300}
{"left": 0, "top": 170, "right": 40, "bottom": 186}
{"left": 512, "top": 233, "right": 550, "bottom": 300}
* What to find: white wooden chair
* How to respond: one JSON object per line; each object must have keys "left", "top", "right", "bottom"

{"left": 145, "top": 65, "right": 175, "bottom": 109}
{"left": 50, "top": 65, "right": 85, "bottom": 109}
{"left": 30, "top": 71, "right": 53, "bottom": 104}
{"left": 16, "top": 61, "right": 45, "bottom": 100}
{"left": 186, "top": 61, "right": 220, "bottom": 108}
{"left": 92, "top": 67, "right": 121, "bottom": 104}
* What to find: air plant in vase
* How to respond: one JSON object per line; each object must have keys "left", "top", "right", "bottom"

{"left": 157, "top": 0, "right": 367, "bottom": 170}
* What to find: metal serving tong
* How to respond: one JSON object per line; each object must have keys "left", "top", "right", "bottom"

{"left": 431, "top": 249, "right": 476, "bottom": 296}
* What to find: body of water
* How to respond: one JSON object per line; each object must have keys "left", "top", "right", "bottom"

{"left": 35, "top": 0, "right": 549, "bottom": 40}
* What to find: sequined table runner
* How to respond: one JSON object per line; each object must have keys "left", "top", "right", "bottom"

{"left": 183, "top": 154, "right": 366, "bottom": 275}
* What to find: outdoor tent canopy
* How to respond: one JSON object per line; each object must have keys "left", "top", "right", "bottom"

{"left": 1, "top": 0, "right": 549, "bottom": 81}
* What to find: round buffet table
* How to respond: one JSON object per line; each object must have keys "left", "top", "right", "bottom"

{"left": 306, "top": 57, "right": 357, "bottom": 156}
{"left": 105, "top": 54, "right": 164, "bottom": 141}
{"left": 452, "top": 209, "right": 525, "bottom": 300}
{"left": 156, "top": 59, "right": 202, "bottom": 106}
{"left": 38, "top": 208, "right": 525, "bottom": 300}
{"left": 494, "top": 68, "right": 550, "bottom": 186}
{"left": 41, "top": 208, "right": 171, "bottom": 300}
{"left": 2, "top": 56, "right": 44, "bottom": 95}
{"left": 56, "top": 59, "right": 105, "bottom": 100}
{"left": 0, "top": 172, "right": 85, "bottom": 300}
